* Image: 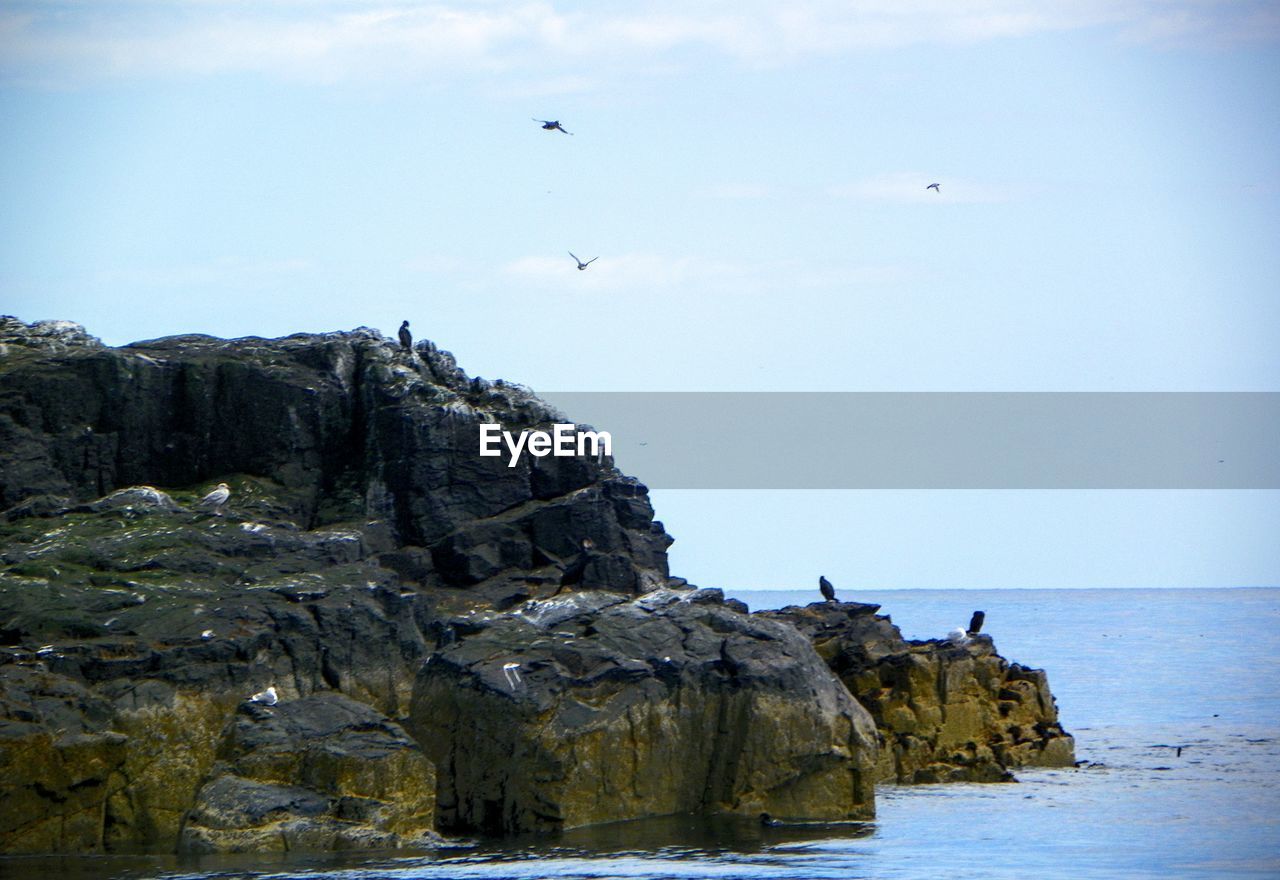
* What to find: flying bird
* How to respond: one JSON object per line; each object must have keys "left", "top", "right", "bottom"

{"left": 198, "top": 482, "right": 231, "bottom": 515}
{"left": 249, "top": 686, "right": 278, "bottom": 706}
{"left": 968, "top": 610, "right": 985, "bottom": 634}
{"left": 534, "top": 118, "right": 573, "bottom": 135}
{"left": 926, "top": 182, "right": 941, "bottom": 192}
{"left": 398, "top": 320, "right": 412, "bottom": 350}
{"left": 819, "top": 575, "right": 836, "bottom": 602}
{"left": 569, "top": 252, "right": 598, "bottom": 270}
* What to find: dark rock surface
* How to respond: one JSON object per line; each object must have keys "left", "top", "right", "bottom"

{"left": 180, "top": 693, "right": 438, "bottom": 852}
{"left": 762, "top": 602, "right": 1075, "bottom": 783}
{"left": 410, "top": 588, "right": 878, "bottom": 834}
{"left": 0, "top": 317, "right": 677, "bottom": 853}
{"left": 0, "top": 316, "right": 670, "bottom": 598}
{"left": 0, "top": 317, "right": 1073, "bottom": 856}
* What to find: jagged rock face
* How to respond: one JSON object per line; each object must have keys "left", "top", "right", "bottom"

{"left": 179, "top": 694, "right": 439, "bottom": 853}
{"left": 763, "top": 602, "right": 1075, "bottom": 783}
{"left": 0, "top": 318, "right": 1076, "bottom": 857}
{"left": 0, "top": 317, "right": 672, "bottom": 596}
{"left": 409, "top": 589, "right": 879, "bottom": 834}
{"left": 0, "top": 577, "right": 435, "bottom": 853}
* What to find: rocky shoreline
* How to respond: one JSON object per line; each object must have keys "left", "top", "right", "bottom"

{"left": 0, "top": 318, "right": 1073, "bottom": 855}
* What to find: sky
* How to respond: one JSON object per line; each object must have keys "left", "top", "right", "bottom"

{"left": 1, "top": 1, "right": 1277, "bottom": 590}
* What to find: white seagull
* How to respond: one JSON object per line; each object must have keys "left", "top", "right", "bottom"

{"left": 249, "top": 685, "right": 278, "bottom": 705}
{"left": 198, "top": 482, "right": 231, "bottom": 515}
{"left": 569, "top": 252, "right": 598, "bottom": 270}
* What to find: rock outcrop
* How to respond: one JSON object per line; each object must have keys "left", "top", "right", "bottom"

{"left": 410, "top": 588, "right": 877, "bottom": 833}
{"left": 763, "top": 602, "right": 1075, "bottom": 783}
{"left": 0, "top": 316, "right": 678, "bottom": 853}
{"left": 180, "top": 693, "right": 438, "bottom": 853}
{"left": 0, "top": 317, "right": 1072, "bottom": 856}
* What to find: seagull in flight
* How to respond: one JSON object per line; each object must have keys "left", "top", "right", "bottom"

{"left": 534, "top": 118, "right": 573, "bottom": 135}
{"left": 569, "top": 252, "right": 598, "bottom": 270}
{"left": 926, "top": 182, "right": 941, "bottom": 192}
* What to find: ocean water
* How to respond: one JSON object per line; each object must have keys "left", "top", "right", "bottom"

{"left": 4, "top": 587, "right": 1278, "bottom": 880}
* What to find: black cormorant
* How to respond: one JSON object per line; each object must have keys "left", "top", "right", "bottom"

{"left": 819, "top": 575, "right": 836, "bottom": 602}
{"left": 554, "top": 538, "right": 595, "bottom": 595}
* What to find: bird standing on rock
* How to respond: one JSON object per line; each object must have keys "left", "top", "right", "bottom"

{"left": 819, "top": 576, "right": 836, "bottom": 602}
{"left": 554, "top": 538, "right": 596, "bottom": 595}
{"left": 198, "top": 482, "right": 231, "bottom": 516}
{"left": 249, "top": 686, "right": 278, "bottom": 706}
{"left": 968, "top": 610, "right": 985, "bottom": 634}
{"left": 398, "top": 320, "right": 412, "bottom": 350}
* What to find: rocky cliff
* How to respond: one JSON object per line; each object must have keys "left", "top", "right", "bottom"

{"left": 0, "top": 318, "right": 1069, "bottom": 856}
{"left": 764, "top": 602, "right": 1074, "bottom": 783}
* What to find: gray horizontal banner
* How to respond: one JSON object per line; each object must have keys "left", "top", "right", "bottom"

{"left": 536, "top": 392, "right": 1280, "bottom": 489}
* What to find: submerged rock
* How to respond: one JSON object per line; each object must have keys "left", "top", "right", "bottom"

{"left": 763, "top": 601, "right": 1075, "bottom": 783}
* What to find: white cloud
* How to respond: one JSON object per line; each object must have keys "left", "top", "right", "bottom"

{"left": 696, "top": 182, "right": 781, "bottom": 200}
{"left": 3, "top": 1, "right": 1276, "bottom": 87}
{"left": 95, "top": 257, "right": 314, "bottom": 288}
{"left": 830, "top": 171, "right": 1023, "bottom": 204}
{"left": 503, "top": 251, "right": 739, "bottom": 291}
{"left": 501, "top": 250, "right": 914, "bottom": 294}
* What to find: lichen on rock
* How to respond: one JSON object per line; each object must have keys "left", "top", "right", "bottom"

{"left": 763, "top": 601, "right": 1075, "bottom": 783}
{"left": 179, "top": 693, "right": 439, "bottom": 853}
{"left": 410, "top": 588, "right": 878, "bottom": 834}
{"left": 0, "top": 318, "right": 1075, "bottom": 856}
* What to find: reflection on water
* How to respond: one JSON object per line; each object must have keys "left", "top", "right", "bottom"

{"left": 0, "top": 814, "right": 877, "bottom": 880}
{"left": 493, "top": 811, "right": 874, "bottom": 858}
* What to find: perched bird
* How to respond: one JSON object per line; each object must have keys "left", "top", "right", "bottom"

{"left": 198, "top": 482, "right": 231, "bottom": 515}
{"left": 398, "top": 320, "right": 412, "bottom": 350}
{"left": 926, "top": 182, "right": 940, "bottom": 192}
{"left": 554, "top": 538, "right": 595, "bottom": 595}
{"left": 968, "top": 610, "right": 986, "bottom": 634}
{"left": 249, "top": 686, "right": 278, "bottom": 706}
{"left": 947, "top": 627, "right": 971, "bottom": 645}
{"left": 819, "top": 575, "right": 836, "bottom": 602}
{"left": 569, "top": 251, "right": 598, "bottom": 271}
{"left": 534, "top": 118, "right": 573, "bottom": 135}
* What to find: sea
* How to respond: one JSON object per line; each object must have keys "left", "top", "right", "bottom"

{"left": 3, "top": 587, "right": 1278, "bottom": 880}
